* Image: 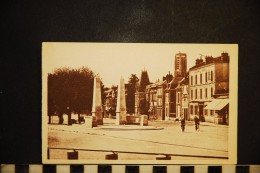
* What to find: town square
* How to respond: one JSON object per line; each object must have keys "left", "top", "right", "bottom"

{"left": 48, "top": 116, "right": 228, "bottom": 160}
{"left": 42, "top": 43, "right": 237, "bottom": 163}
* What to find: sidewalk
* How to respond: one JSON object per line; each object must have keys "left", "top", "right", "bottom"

{"left": 199, "top": 121, "right": 228, "bottom": 128}
{"left": 97, "top": 125, "right": 164, "bottom": 130}
{"left": 148, "top": 119, "right": 228, "bottom": 128}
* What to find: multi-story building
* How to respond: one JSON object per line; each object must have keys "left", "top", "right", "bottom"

{"left": 176, "top": 73, "right": 189, "bottom": 120}
{"left": 146, "top": 80, "right": 166, "bottom": 120}
{"left": 163, "top": 73, "right": 173, "bottom": 120}
{"left": 189, "top": 52, "right": 229, "bottom": 124}
{"left": 175, "top": 52, "right": 187, "bottom": 77}
{"left": 164, "top": 52, "right": 188, "bottom": 119}
{"left": 164, "top": 76, "right": 183, "bottom": 119}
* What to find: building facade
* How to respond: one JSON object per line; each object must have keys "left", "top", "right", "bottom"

{"left": 146, "top": 80, "right": 166, "bottom": 120}
{"left": 189, "top": 52, "right": 229, "bottom": 124}
{"left": 169, "top": 52, "right": 188, "bottom": 119}
{"left": 164, "top": 76, "right": 183, "bottom": 119}
{"left": 133, "top": 52, "right": 229, "bottom": 125}
{"left": 176, "top": 74, "right": 189, "bottom": 120}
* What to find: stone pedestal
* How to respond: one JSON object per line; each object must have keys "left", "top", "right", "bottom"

{"left": 85, "top": 116, "right": 97, "bottom": 128}
{"left": 116, "top": 77, "right": 127, "bottom": 125}
{"left": 91, "top": 77, "right": 103, "bottom": 125}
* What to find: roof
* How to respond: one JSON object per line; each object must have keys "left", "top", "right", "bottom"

{"left": 190, "top": 53, "right": 229, "bottom": 71}
{"left": 165, "top": 76, "right": 184, "bottom": 90}
{"left": 146, "top": 80, "right": 166, "bottom": 90}
{"left": 189, "top": 62, "right": 212, "bottom": 71}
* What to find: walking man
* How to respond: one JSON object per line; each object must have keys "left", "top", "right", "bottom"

{"left": 181, "top": 117, "right": 185, "bottom": 132}
{"left": 194, "top": 115, "right": 200, "bottom": 131}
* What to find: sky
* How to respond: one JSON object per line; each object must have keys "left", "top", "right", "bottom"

{"left": 42, "top": 43, "right": 238, "bottom": 87}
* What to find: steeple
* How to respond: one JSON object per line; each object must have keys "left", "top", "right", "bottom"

{"left": 138, "top": 70, "right": 150, "bottom": 92}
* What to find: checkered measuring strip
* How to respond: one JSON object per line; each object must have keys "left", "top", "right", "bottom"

{"left": 1, "top": 165, "right": 260, "bottom": 173}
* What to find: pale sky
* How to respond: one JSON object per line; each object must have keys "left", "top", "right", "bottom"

{"left": 42, "top": 43, "right": 238, "bottom": 87}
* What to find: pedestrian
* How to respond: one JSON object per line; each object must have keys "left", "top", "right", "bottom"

{"left": 194, "top": 115, "right": 200, "bottom": 131}
{"left": 181, "top": 117, "right": 185, "bottom": 132}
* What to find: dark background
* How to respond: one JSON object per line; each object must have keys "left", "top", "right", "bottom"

{"left": 1, "top": 0, "right": 260, "bottom": 164}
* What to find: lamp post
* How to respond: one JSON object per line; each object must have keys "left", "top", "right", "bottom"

{"left": 67, "top": 106, "right": 72, "bottom": 126}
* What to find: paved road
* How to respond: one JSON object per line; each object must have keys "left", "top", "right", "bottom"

{"left": 48, "top": 118, "right": 228, "bottom": 160}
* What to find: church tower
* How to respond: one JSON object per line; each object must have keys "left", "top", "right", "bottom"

{"left": 174, "top": 52, "right": 187, "bottom": 77}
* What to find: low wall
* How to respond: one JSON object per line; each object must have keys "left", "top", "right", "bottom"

{"left": 126, "top": 115, "right": 148, "bottom": 126}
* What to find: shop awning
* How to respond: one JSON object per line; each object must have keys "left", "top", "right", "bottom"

{"left": 204, "top": 99, "right": 229, "bottom": 110}
{"left": 214, "top": 99, "right": 229, "bottom": 110}
{"left": 204, "top": 99, "right": 220, "bottom": 110}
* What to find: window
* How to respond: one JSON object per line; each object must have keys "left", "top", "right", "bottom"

{"left": 200, "top": 89, "right": 202, "bottom": 99}
{"left": 200, "top": 73, "right": 202, "bottom": 84}
{"left": 191, "top": 89, "right": 193, "bottom": 100}
{"left": 191, "top": 76, "right": 193, "bottom": 85}
{"left": 158, "top": 88, "right": 162, "bottom": 95}
{"left": 190, "top": 105, "right": 193, "bottom": 114}
{"left": 195, "top": 75, "right": 197, "bottom": 85}
{"left": 211, "top": 71, "right": 213, "bottom": 82}
{"left": 204, "top": 109, "right": 208, "bottom": 116}
{"left": 205, "top": 88, "right": 208, "bottom": 98}
{"left": 211, "top": 87, "right": 213, "bottom": 97}
{"left": 195, "top": 106, "right": 198, "bottom": 115}
{"left": 158, "top": 98, "right": 162, "bottom": 106}
{"left": 205, "top": 72, "right": 207, "bottom": 83}
{"left": 195, "top": 89, "right": 197, "bottom": 99}
{"left": 210, "top": 110, "right": 214, "bottom": 116}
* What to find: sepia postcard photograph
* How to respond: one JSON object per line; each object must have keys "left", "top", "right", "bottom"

{"left": 42, "top": 43, "right": 238, "bottom": 164}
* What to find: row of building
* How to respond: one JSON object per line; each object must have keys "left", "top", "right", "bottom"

{"left": 135, "top": 52, "right": 230, "bottom": 124}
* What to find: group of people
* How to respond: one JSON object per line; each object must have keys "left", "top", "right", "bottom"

{"left": 180, "top": 115, "right": 200, "bottom": 132}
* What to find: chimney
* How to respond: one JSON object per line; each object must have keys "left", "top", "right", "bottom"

{"left": 163, "top": 77, "right": 166, "bottom": 81}
{"left": 195, "top": 58, "right": 203, "bottom": 65}
{"left": 205, "top": 56, "right": 214, "bottom": 64}
{"left": 221, "top": 51, "right": 230, "bottom": 62}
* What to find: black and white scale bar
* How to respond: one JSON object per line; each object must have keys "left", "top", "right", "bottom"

{"left": 1, "top": 165, "right": 260, "bottom": 173}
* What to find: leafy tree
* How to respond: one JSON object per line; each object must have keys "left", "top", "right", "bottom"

{"left": 126, "top": 74, "right": 139, "bottom": 114}
{"left": 48, "top": 67, "right": 95, "bottom": 125}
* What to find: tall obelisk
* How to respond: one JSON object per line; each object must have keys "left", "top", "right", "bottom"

{"left": 92, "top": 76, "right": 103, "bottom": 125}
{"left": 116, "top": 77, "right": 127, "bottom": 125}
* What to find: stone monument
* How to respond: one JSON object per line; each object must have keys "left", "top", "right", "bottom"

{"left": 116, "top": 77, "right": 127, "bottom": 125}
{"left": 91, "top": 76, "right": 103, "bottom": 125}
